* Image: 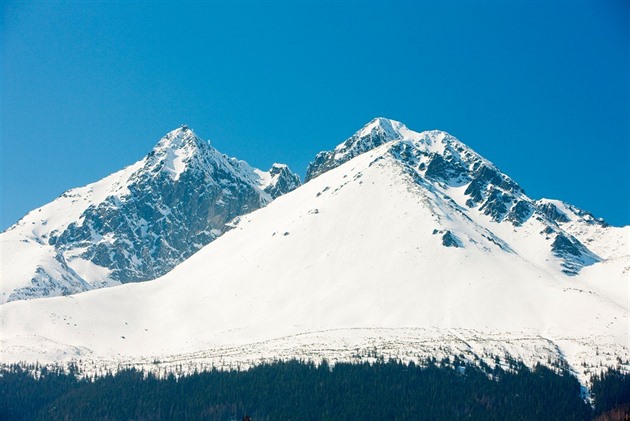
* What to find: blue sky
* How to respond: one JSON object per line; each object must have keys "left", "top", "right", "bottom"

{"left": 1, "top": 0, "right": 628, "bottom": 230}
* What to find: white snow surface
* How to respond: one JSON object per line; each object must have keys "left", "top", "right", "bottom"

{"left": 1, "top": 137, "right": 627, "bottom": 384}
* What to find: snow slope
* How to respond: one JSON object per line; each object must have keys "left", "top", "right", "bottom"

{"left": 1, "top": 121, "right": 627, "bottom": 384}
{"left": 0, "top": 126, "right": 300, "bottom": 303}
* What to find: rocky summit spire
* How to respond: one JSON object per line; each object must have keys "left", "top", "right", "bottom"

{"left": 305, "top": 117, "right": 416, "bottom": 181}
{"left": 1, "top": 126, "right": 300, "bottom": 303}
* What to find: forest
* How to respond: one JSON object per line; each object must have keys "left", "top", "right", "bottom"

{"left": 1, "top": 358, "right": 628, "bottom": 420}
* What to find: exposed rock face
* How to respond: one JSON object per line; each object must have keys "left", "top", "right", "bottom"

{"left": 2, "top": 126, "right": 300, "bottom": 302}
{"left": 262, "top": 164, "right": 302, "bottom": 199}
{"left": 441, "top": 231, "right": 463, "bottom": 248}
{"left": 551, "top": 233, "right": 599, "bottom": 275}
{"left": 306, "top": 117, "right": 606, "bottom": 275}
{"left": 305, "top": 118, "right": 407, "bottom": 182}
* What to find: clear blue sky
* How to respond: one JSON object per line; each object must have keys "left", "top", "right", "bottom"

{"left": 1, "top": 0, "right": 628, "bottom": 230}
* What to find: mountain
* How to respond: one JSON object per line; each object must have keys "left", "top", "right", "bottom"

{"left": 1, "top": 118, "right": 627, "bottom": 386}
{"left": 308, "top": 118, "right": 612, "bottom": 275}
{"left": 0, "top": 126, "right": 300, "bottom": 304}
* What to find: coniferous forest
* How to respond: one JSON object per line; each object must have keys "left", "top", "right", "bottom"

{"left": 1, "top": 359, "right": 628, "bottom": 421}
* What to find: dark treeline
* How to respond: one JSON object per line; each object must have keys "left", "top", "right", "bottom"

{"left": 591, "top": 368, "right": 630, "bottom": 420}
{"left": 1, "top": 358, "right": 628, "bottom": 420}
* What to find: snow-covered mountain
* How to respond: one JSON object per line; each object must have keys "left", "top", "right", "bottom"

{"left": 308, "top": 118, "right": 613, "bottom": 275}
{"left": 0, "top": 126, "right": 300, "bottom": 303}
{"left": 1, "top": 118, "right": 627, "bottom": 385}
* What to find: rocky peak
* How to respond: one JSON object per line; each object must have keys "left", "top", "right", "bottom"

{"left": 262, "top": 164, "right": 301, "bottom": 199}
{"left": 305, "top": 117, "right": 414, "bottom": 182}
{"left": 355, "top": 117, "right": 407, "bottom": 140}
{"left": 143, "top": 125, "right": 214, "bottom": 182}
{"left": 304, "top": 118, "right": 603, "bottom": 275}
{"left": 3, "top": 126, "right": 300, "bottom": 302}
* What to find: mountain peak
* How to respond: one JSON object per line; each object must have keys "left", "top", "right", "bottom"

{"left": 154, "top": 125, "right": 203, "bottom": 152}
{"left": 145, "top": 125, "right": 213, "bottom": 182}
{"left": 306, "top": 117, "right": 421, "bottom": 181}
{"left": 1, "top": 125, "right": 301, "bottom": 303}
{"left": 356, "top": 117, "right": 407, "bottom": 140}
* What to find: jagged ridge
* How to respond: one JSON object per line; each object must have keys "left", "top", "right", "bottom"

{"left": 1, "top": 124, "right": 626, "bottom": 387}
{"left": 1, "top": 126, "right": 301, "bottom": 303}
{"left": 307, "top": 117, "right": 608, "bottom": 275}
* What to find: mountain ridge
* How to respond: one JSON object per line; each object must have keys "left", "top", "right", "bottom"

{"left": 0, "top": 125, "right": 300, "bottom": 303}
{"left": 1, "top": 118, "right": 627, "bottom": 386}
{"left": 308, "top": 118, "right": 611, "bottom": 275}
